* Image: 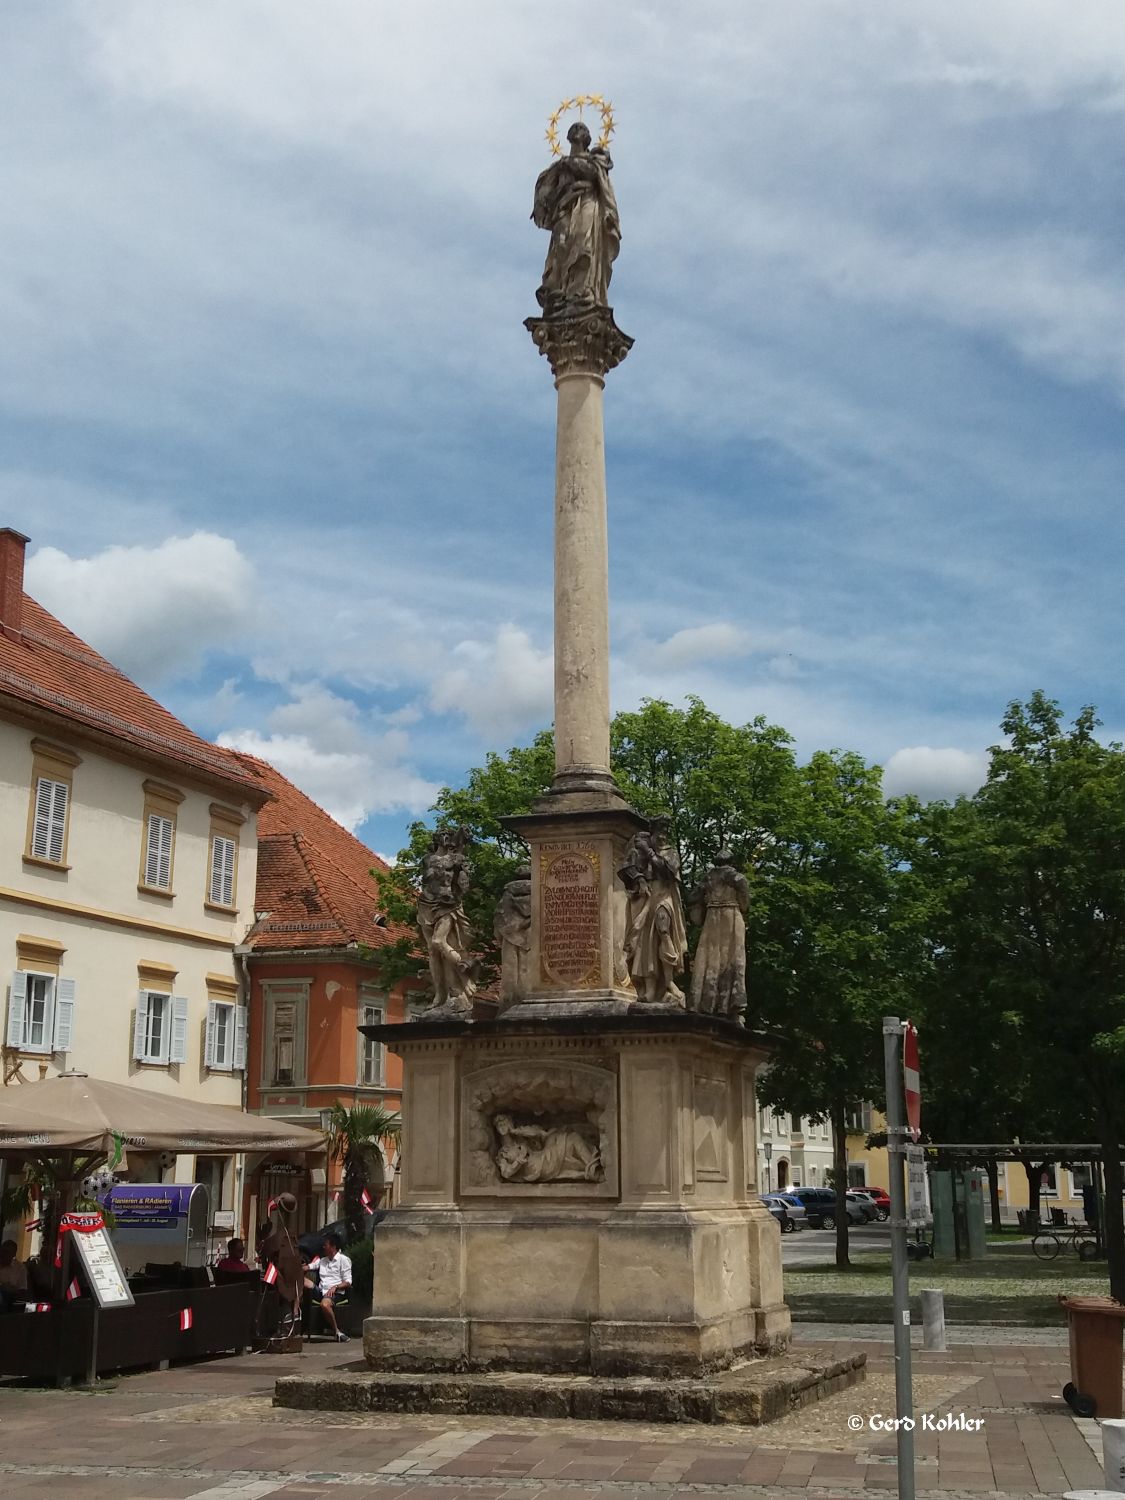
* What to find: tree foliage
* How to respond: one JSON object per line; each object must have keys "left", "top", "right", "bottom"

{"left": 326, "top": 1103, "right": 402, "bottom": 1245}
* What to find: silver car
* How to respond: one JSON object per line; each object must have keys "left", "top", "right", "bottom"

{"left": 763, "top": 1193, "right": 808, "bottom": 1232}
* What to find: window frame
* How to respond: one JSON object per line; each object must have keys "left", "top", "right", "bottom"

{"left": 205, "top": 996, "right": 248, "bottom": 1072}
{"left": 262, "top": 983, "right": 308, "bottom": 1088}
{"left": 205, "top": 804, "right": 244, "bottom": 914}
{"left": 24, "top": 740, "right": 81, "bottom": 869}
{"left": 357, "top": 992, "right": 385, "bottom": 1086}
{"left": 138, "top": 780, "right": 183, "bottom": 896}
{"left": 133, "top": 989, "right": 189, "bottom": 1067}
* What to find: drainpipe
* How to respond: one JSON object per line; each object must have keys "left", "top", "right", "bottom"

{"left": 234, "top": 943, "right": 253, "bottom": 1236}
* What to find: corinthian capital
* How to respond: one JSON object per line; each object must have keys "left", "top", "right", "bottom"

{"left": 525, "top": 308, "right": 634, "bottom": 380}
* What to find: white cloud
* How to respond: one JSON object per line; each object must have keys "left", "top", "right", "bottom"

{"left": 219, "top": 724, "right": 439, "bottom": 831}
{"left": 25, "top": 532, "right": 256, "bottom": 681}
{"left": 429, "top": 624, "right": 553, "bottom": 738}
{"left": 651, "top": 623, "right": 751, "bottom": 670}
{"left": 882, "top": 746, "right": 989, "bottom": 803}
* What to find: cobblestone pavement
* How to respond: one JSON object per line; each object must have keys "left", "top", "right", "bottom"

{"left": 0, "top": 1326, "right": 1111, "bottom": 1500}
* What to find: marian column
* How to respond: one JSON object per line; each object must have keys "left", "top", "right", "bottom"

{"left": 509, "top": 105, "right": 642, "bottom": 1009}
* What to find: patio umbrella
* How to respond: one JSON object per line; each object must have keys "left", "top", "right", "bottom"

{"left": 0, "top": 1073, "right": 323, "bottom": 1154}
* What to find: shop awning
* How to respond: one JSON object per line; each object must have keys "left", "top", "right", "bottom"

{"left": 0, "top": 1074, "right": 323, "bottom": 1155}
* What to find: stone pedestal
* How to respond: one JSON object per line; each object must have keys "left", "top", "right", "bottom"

{"left": 363, "top": 1012, "right": 790, "bottom": 1377}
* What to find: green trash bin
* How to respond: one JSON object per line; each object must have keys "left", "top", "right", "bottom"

{"left": 1059, "top": 1295, "right": 1125, "bottom": 1419}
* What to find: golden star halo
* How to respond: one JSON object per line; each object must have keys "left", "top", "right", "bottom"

{"left": 545, "top": 93, "right": 615, "bottom": 158}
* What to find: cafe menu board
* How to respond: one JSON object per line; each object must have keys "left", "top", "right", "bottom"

{"left": 72, "top": 1225, "right": 134, "bottom": 1308}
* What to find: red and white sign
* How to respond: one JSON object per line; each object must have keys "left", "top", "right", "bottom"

{"left": 179, "top": 1308, "right": 193, "bottom": 1332}
{"left": 903, "top": 1022, "right": 921, "bottom": 1141}
{"left": 262, "top": 1261, "right": 279, "bottom": 1286}
{"left": 25, "top": 1302, "right": 51, "bottom": 1313}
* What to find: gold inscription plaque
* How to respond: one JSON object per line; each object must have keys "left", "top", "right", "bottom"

{"left": 539, "top": 842, "right": 602, "bottom": 988}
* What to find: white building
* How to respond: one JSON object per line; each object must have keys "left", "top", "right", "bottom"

{"left": 0, "top": 528, "right": 269, "bottom": 1235}
{"left": 756, "top": 1091, "right": 834, "bottom": 1193}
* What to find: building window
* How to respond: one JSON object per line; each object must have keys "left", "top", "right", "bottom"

{"left": 848, "top": 1163, "right": 867, "bottom": 1188}
{"left": 6, "top": 971, "right": 75, "bottom": 1054}
{"left": 791, "top": 1115, "right": 802, "bottom": 1135}
{"left": 359, "top": 998, "right": 384, "bottom": 1086}
{"left": 137, "top": 780, "right": 183, "bottom": 894}
{"left": 206, "top": 803, "right": 245, "bottom": 912}
{"left": 772, "top": 1110, "right": 787, "bottom": 1137}
{"left": 25, "top": 740, "right": 81, "bottom": 867}
{"left": 205, "top": 999, "right": 247, "bottom": 1071}
{"left": 133, "top": 991, "right": 188, "bottom": 1066}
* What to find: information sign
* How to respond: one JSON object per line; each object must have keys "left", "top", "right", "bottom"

{"left": 906, "top": 1144, "right": 929, "bottom": 1228}
{"left": 72, "top": 1223, "right": 134, "bottom": 1309}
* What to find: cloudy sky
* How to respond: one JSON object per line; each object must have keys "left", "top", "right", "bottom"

{"left": 9, "top": 3, "right": 1125, "bottom": 855}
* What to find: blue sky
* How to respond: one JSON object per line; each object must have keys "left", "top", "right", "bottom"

{"left": 7, "top": 2, "right": 1125, "bottom": 858}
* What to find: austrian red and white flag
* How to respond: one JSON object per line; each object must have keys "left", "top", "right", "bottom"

{"left": 262, "top": 1261, "right": 279, "bottom": 1286}
{"left": 903, "top": 1022, "right": 921, "bottom": 1141}
{"left": 25, "top": 1302, "right": 51, "bottom": 1313}
{"left": 65, "top": 1278, "right": 81, "bottom": 1301}
{"left": 179, "top": 1308, "right": 193, "bottom": 1332}
{"left": 360, "top": 1187, "right": 373, "bottom": 1210}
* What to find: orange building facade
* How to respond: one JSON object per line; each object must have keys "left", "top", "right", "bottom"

{"left": 227, "top": 753, "right": 413, "bottom": 1241}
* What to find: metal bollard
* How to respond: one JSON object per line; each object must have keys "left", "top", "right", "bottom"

{"left": 1103, "top": 1419, "right": 1125, "bottom": 1493}
{"left": 920, "top": 1288, "right": 947, "bottom": 1352}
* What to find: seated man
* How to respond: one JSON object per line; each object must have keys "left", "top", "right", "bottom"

{"left": 0, "top": 1239, "right": 29, "bottom": 1310}
{"left": 215, "top": 1237, "right": 252, "bottom": 1273}
{"left": 315, "top": 1232, "right": 352, "bottom": 1342}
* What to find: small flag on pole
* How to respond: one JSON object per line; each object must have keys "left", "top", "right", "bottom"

{"left": 65, "top": 1278, "right": 81, "bottom": 1301}
{"left": 24, "top": 1219, "right": 41, "bottom": 1232}
{"left": 25, "top": 1302, "right": 51, "bottom": 1313}
{"left": 263, "top": 1261, "right": 279, "bottom": 1286}
{"left": 360, "top": 1187, "right": 373, "bottom": 1210}
{"left": 266, "top": 1197, "right": 278, "bottom": 1215}
{"left": 179, "top": 1308, "right": 193, "bottom": 1332}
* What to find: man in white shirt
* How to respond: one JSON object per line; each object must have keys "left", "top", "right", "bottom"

{"left": 316, "top": 1232, "right": 352, "bottom": 1342}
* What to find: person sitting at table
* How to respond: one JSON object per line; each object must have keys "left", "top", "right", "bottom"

{"left": 215, "top": 1237, "right": 252, "bottom": 1273}
{"left": 315, "top": 1232, "right": 352, "bottom": 1342}
{"left": 0, "top": 1240, "right": 29, "bottom": 1310}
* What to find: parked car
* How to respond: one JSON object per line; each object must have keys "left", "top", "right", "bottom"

{"left": 788, "top": 1187, "right": 836, "bottom": 1228}
{"left": 760, "top": 1196, "right": 791, "bottom": 1232}
{"left": 762, "top": 1193, "right": 808, "bottom": 1232}
{"left": 850, "top": 1188, "right": 890, "bottom": 1222}
{"left": 846, "top": 1190, "right": 879, "bottom": 1223}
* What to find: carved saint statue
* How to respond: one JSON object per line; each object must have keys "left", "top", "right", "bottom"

{"left": 618, "top": 816, "right": 688, "bottom": 1005}
{"left": 493, "top": 863, "right": 532, "bottom": 1009}
{"left": 532, "top": 120, "right": 621, "bottom": 320}
{"left": 687, "top": 849, "right": 750, "bottom": 1023}
{"left": 492, "top": 1112, "right": 602, "bottom": 1183}
{"left": 416, "top": 827, "right": 476, "bottom": 1015}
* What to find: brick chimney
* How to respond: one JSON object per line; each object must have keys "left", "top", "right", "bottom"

{"left": 0, "top": 528, "right": 29, "bottom": 642}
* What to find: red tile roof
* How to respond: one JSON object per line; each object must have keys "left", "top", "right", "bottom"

{"left": 226, "top": 752, "right": 401, "bottom": 953}
{"left": 0, "top": 593, "right": 266, "bottom": 800}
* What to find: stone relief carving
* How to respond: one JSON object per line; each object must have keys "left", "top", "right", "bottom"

{"left": 687, "top": 848, "right": 750, "bottom": 1022}
{"left": 493, "top": 1112, "right": 601, "bottom": 1183}
{"left": 415, "top": 826, "right": 476, "bottom": 1017}
{"left": 525, "top": 307, "right": 634, "bottom": 380}
{"left": 462, "top": 1061, "right": 617, "bottom": 1195}
{"left": 493, "top": 863, "right": 532, "bottom": 1009}
{"left": 618, "top": 816, "right": 688, "bottom": 1005}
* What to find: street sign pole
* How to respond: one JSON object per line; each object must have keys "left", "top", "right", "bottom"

{"left": 883, "top": 1015, "right": 916, "bottom": 1500}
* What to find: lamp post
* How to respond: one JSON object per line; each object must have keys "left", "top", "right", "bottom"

{"left": 318, "top": 1108, "right": 334, "bottom": 1227}
{"left": 764, "top": 1140, "right": 773, "bottom": 1194}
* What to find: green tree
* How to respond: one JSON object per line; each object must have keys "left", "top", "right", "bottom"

{"left": 918, "top": 694, "right": 1125, "bottom": 1296}
{"left": 749, "top": 750, "right": 930, "bottom": 1268}
{"left": 326, "top": 1104, "right": 402, "bottom": 1245}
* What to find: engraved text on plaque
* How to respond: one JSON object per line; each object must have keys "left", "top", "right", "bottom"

{"left": 540, "top": 842, "right": 601, "bottom": 987}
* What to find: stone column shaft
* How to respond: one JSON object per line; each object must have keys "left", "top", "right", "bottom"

{"left": 553, "top": 371, "right": 610, "bottom": 782}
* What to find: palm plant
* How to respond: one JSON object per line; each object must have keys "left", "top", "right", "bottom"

{"left": 326, "top": 1103, "right": 402, "bottom": 1244}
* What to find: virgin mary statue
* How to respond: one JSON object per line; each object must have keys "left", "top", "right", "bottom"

{"left": 532, "top": 120, "right": 621, "bottom": 319}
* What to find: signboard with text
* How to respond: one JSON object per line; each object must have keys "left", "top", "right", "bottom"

{"left": 72, "top": 1224, "right": 134, "bottom": 1309}
{"left": 906, "top": 1145, "right": 929, "bottom": 1227}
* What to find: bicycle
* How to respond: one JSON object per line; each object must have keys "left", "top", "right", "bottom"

{"left": 1031, "top": 1217, "right": 1099, "bottom": 1262}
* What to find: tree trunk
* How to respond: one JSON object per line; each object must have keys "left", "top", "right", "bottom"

{"left": 986, "top": 1159, "right": 1003, "bottom": 1233}
{"left": 1022, "top": 1159, "right": 1049, "bottom": 1222}
{"left": 1097, "top": 1104, "right": 1125, "bottom": 1303}
{"left": 831, "top": 1099, "right": 850, "bottom": 1270}
{"left": 343, "top": 1151, "right": 364, "bottom": 1246}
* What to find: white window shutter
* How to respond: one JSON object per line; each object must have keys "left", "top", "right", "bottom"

{"left": 7, "top": 971, "right": 28, "bottom": 1049}
{"left": 233, "top": 1006, "right": 248, "bottom": 1070}
{"left": 47, "top": 781, "right": 68, "bottom": 863}
{"left": 169, "top": 995, "right": 189, "bottom": 1064}
{"left": 210, "top": 835, "right": 235, "bottom": 906}
{"left": 133, "top": 992, "right": 150, "bottom": 1061}
{"left": 33, "top": 778, "right": 66, "bottom": 861}
{"left": 204, "top": 1000, "right": 218, "bottom": 1068}
{"left": 53, "top": 978, "right": 76, "bottom": 1052}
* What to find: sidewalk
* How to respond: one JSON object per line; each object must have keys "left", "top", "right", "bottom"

{"left": 0, "top": 1324, "right": 1112, "bottom": 1500}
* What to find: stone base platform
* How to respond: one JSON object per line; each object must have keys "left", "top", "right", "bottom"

{"left": 273, "top": 1347, "right": 865, "bottom": 1427}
